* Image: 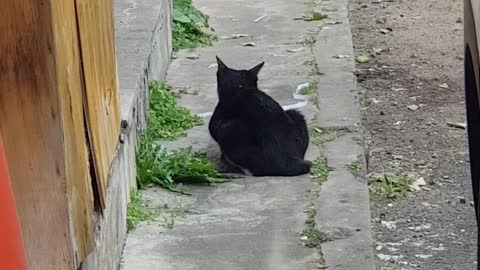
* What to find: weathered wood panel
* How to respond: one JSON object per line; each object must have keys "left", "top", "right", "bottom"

{"left": 0, "top": 0, "right": 95, "bottom": 268}
{"left": 75, "top": 0, "right": 121, "bottom": 208}
{"left": 50, "top": 0, "right": 95, "bottom": 264}
{"left": 0, "top": 1, "right": 75, "bottom": 269}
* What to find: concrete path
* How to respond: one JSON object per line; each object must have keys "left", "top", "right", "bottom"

{"left": 120, "top": 0, "right": 375, "bottom": 269}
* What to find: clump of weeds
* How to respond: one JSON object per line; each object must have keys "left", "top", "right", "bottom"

{"left": 127, "top": 192, "right": 157, "bottom": 231}
{"left": 302, "top": 207, "right": 329, "bottom": 248}
{"left": 137, "top": 81, "right": 229, "bottom": 193}
{"left": 369, "top": 173, "right": 413, "bottom": 199}
{"left": 173, "top": 0, "right": 215, "bottom": 51}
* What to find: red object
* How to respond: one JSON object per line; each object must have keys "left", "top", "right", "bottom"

{"left": 0, "top": 134, "right": 27, "bottom": 270}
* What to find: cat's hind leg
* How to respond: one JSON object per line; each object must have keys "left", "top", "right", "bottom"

{"left": 286, "top": 109, "right": 309, "bottom": 156}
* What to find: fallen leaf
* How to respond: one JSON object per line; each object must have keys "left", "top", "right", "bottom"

{"left": 355, "top": 55, "right": 370, "bottom": 63}
{"left": 446, "top": 122, "right": 466, "bottom": 129}
{"left": 232, "top": 33, "right": 249, "bottom": 38}
{"left": 415, "top": 254, "right": 433, "bottom": 259}
{"left": 254, "top": 15, "right": 268, "bottom": 23}
{"left": 376, "top": 18, "right": 387, "bottom": 24}
{"left": 241, "top": 42, "right": 256, "bottom": 47}
{"left": 373, "top": 48, "right": 384, "bottom": 55}
{"left": 326, "top": 21, "right": 342, "bottom": 25}
{"left": 407, "top": 104, "right": 419, "bottom": 111}
{"left": 439, "top": 83, "right": 449, "bottom": 89}
{"left": 333, "top": 54, "right": 350, "bottom": 59}
{"left": 186, "top": 54, "right": 200, "bottom": 60}
{"left": 314, "top": 128, "right": 323, "bottom": 134}
{"left": 286, "top": 47, "right": 305, "bottom": 53}
{"left": 381, "top": 221, "right": 397, "bottom": 230}
{"left": 410, "top": 177, "right": 426, "bottom": 191}
{"left": 380, "top": 28, "right": 391, "bottom": 34}
{"left": 219, "top": 33, "right": 249, "bottom": 40}
{"left": 377, "top": 254, "right": 392, "bottom": 261}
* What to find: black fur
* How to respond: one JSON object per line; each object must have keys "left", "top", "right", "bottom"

{"left": 208, "top": 57, "right": 311, "bottom": 176}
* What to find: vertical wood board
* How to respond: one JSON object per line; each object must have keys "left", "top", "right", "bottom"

{"left": 51, "top": 0, "right": 95, "bottom": 264}
{"left": 75, "top": 0, "right": 121, "bottom": 208}
{"left": 0, "top": 0, "right": 75, "bottom": 269}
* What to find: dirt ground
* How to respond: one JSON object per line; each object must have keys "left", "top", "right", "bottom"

{"left": 349, "top": 0, "right": 477, "bottom": 269}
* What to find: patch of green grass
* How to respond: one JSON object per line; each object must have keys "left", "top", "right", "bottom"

{"left": 310, "top": 157, "right": 334, "bottom": 184}
{"left": 302, "top": 207, "right": 329, "bottom": 248}
{"left": 173, "top": 0, "right": 215, "bottom": 51}
{"left": 147, "top": 81, "right": 202, "bottom": 140}
{"left": 369, "top": 173, "right": 413, "bottom": 199}
{"left": 303, "top": 12, "right": 328, "bottom": 22}
{"left": 309, "top": 125, "right": 352, "bottom": 146}
{"left": 298, "top": 83, "right": 317, "bottom": 95}
{"left": 127, "top": 192, "right": 157, "bottom": 231}
{"left": 137, "top": 146, "right": 229, "bottom": 191}
{"left": 136, "top": 81, "right": 228, "bottom": 192}
{"left": 348, "top": 160, "right": 364, "bottom": 177}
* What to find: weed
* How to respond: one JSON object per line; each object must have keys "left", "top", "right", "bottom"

{"left": 173, "top": 0, "right": 215, "bottom": 51}
{"left": 127, "top": 192, "right": 157, "bottom": 231}
{"left": 303, "top": 12, "right": 328, "bottom": 22}
{"left": 310, "top": 157, "right": 334, "bottom": 185}
{"left": 348, "top": 160, "right": 364, "bottom": 177}
{"left": 147, "top": 81, "right": 202, "bottom": 140}
{"left": 306, "top": 0, "right": 318, "bottom": 8}
{"left": 299, "top": 83, "right": 317, "bottom": 95}
{"left": 309, "top": 125, "right": 351, "bottom": 146}
{"left": 303, "top": 59, "right": 316, "bottom": 66}
{"left": 369, "top": 173, "right": 413, "bottom": 199}
{"left": 359, "top": 88, "right": 372, "bottom": 107}
{"left": 137, "top": 145, "right": 229, "bottom": 191}
{"left": 302, "top": 207, "right": 329, "bottom": 248}
{"left": 304, "top": 36, "right": 317, "bottom": 47}
{"left": 136, "top": 81, "right": 228, "bottom": 192}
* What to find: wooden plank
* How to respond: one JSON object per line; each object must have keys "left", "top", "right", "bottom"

{"left": 0, "top": 1, "right": 75, "bottom": 269}
{"left": 50, "top": 0, "right": 95, "bottom": 264}
{"left": 0, "top": 0, "right": 96, "bottom": 268}
{"left": 75, "top": 0, "right": 121, "bottom": 208}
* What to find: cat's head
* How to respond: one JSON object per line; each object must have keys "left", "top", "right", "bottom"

{"left": 215, "top": 56, "right": 264, "bottom": 97}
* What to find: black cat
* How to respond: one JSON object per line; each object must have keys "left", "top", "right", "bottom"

{"left": 208, "top": 56, "right": 311, "bottom": 176}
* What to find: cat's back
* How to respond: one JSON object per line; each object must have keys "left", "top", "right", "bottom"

{"left": 242, "top": 89, "right": 285, "bottom": 116}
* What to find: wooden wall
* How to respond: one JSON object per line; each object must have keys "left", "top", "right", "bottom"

{"left": 0, "top": 0, "right": 120, "bottom": 268}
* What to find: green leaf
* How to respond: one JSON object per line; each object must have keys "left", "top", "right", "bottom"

{"left": 174, "top": 14, "right": 192, "bottom": 23}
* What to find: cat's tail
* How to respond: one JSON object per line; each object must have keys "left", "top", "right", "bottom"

{"left": 252, "top": 159, "right": 312, "bottom": 177}
{"left": 285, "top": 159, "right": 312, "bottom": 176}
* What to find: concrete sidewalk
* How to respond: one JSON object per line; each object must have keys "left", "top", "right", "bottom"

{"left": 120, "top": 0, "right": 375, "bottom": 269}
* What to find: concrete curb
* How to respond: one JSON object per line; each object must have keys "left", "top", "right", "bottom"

{"left": 313, "top": 0, "right": 376, "bottom": 268}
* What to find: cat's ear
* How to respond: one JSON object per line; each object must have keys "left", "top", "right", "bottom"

{"left": 216, "top": 56, "right": 228, "bottom": 70}
{"left": 249, "top": 61, "right": 264, "bottom": 75}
